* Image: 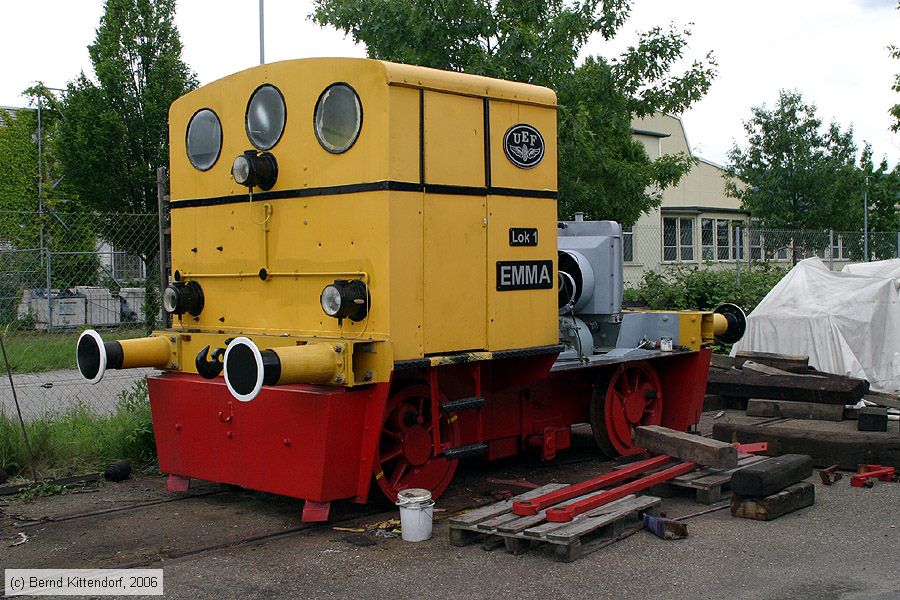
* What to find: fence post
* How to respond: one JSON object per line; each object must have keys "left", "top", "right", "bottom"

{"left": 45, "top": 247, "right": 52, "bottom": 330}
{"left": 828, "top": 229, "right": 834, "bottom": 271}
{"left": 156, "top": 167, "right": 168, "bottom": 325}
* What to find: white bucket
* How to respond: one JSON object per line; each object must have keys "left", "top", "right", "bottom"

{"left": 396, "top": 488, "right": 435, "bottom": 542}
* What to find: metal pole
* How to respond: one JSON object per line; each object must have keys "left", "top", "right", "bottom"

{"left": 37, "top": 94, "right": 44, "bottom": 260}
{"left": 45, "top": 249, "right": 52, "bottom": 330}
{"left": 259, "top": 0, "right": 265, "bottom": 65}
{"left": 896, "top": 231, "right": 899, "bottom": 260}
{"left": 735, "top": 226, "right": 741, "bottom": 285}
{"left": 828, "top": 229, "right": 834, "bottom": 270}
{"left": 863, "top": 177, "right": 869, "bottom": 262}
{"left": 37, "top": 95, "right": 52, "bottom": 329}
{"left": 156, "top": 167, "right": 168, "bottom": 325}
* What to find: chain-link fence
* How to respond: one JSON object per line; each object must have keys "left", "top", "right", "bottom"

{"left": 624, "top": 222, "right": 900, "bottom": 288}
{"left": 0, "top": 209, "right": 163, "bottom": 421}
{"left": 1, "top": 207, "right": 898, "bottom": 422}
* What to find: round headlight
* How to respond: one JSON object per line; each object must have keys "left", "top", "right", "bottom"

{"left": 162, "top": 286, "right": 180, "bottom": 314}
{"left": 320, "top": 285, "right": 343, "bottom": 317}
{"left": 163, "top": 281, "right": 204, "bottom": 317}
{"left": 186, "top": 108, "right": 222, "bottom": 171}
{"left": 314, "top": 83, "right": 362, "bottom": 154}
{"left": 320, "top": 279, "right": 369, "bottom": 322}
{"left": 231, "top": 155, "right": 251, "bottom": 185}
{"left": 246, "top": 84, "right": 286, "bottom": 150}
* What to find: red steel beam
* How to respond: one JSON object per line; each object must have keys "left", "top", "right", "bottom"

{"left": 735, "top": 442, "right": 768, "bottom": 454}
{"left": 544, "top": 461, "right": 697, "bottom": 522}
{"left": 512, "top": 454, "right": 672, "bottom": 516}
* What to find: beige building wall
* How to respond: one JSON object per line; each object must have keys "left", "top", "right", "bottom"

{"left": 625, "top": 114, "right": 749, "bottom": 286}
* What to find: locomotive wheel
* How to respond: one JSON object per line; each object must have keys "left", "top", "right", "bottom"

{"left": 374, "top": 384, "right": 460, "bottom": 502}
{"left": 590, "top": 361, "right": 663, "bottom": 457}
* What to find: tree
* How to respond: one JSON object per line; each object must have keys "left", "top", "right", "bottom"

{"left": 859, "top": 145, "right": 900, "bottom": 259}
{"left": 890, "top": 1, "right": 900, "bottom": 132}
{"left": 891, "top": 43, "right": 900, "bottom": 133}
{"left": 726, "top": 90, "right": 862, "bottom": 238}
{"left": 311, "top": 0, "right": 716, "bottom": 224}
{"left": 56, "top": 0, "right": 197, "bottom": 261}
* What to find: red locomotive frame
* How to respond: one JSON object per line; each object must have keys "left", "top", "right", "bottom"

{"left": 149, "top": 348, "right": 711, "bottom": 520}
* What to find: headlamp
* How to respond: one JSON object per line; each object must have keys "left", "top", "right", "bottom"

{"left": 320, "top": 279, "right": 368, "bottom": 322}
{"left": 163, "top": 281, "right": 204, "bottom": 317}
{"left": 231, "top": 149, "right": 278, "bottom": 190}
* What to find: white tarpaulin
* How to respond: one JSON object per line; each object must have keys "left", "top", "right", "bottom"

{"left": 732, "top": 257, "right": 900, "bottom": 393}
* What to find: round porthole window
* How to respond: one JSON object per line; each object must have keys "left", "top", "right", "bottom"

{"left": 185, "top": 109, "right": 222, "bottom": 171}
{"left": 314, "top": 83, "right": 362, "bottom": 154}
{"left": 246, "top": 84, "right": 286, "bottom": 150}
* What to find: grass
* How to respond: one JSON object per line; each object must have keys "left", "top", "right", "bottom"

{"left": 0, "top": 379, "right": 156, "bottom": 482}
{"left": 0, "top": 326, "right": 147, "bottom": 374}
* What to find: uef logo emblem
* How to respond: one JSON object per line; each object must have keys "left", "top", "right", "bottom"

{"left": 503, "top": 124, "right": 545, "bottom": 169}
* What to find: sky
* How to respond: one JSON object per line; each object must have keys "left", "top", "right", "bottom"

{"left": 1, "top": 0, "right": 898, "bottom": 168}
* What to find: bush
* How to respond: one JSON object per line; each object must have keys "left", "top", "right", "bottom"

{"left": 0, "top": 379, "right": 156, "bottom": 481}
{"left": 626, "top": 263, "right": 789, "bottom": 313}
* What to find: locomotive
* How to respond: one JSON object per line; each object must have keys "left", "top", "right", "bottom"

{"left": 76, "top": 58, "right": 744, "bottom": 522}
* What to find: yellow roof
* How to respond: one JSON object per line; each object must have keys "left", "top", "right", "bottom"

{"left": 380, "top": 60, "right": 557, "bottom": 107}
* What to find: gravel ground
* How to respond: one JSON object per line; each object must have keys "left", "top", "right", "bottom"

{"left": 2, "top": 423, "right": 899, "bottom": 599}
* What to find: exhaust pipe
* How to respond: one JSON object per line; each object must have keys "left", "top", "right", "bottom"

{"left": 712, "top": 303, "right": 747, "bottom": 344}
{"left": 77, "top": 330, "right": 172, "bottom": 384}
{"left": 223, "top": 337, "right": 342, "bottom": 402}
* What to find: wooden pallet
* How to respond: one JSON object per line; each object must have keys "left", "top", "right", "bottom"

{"left": 656, "top": 454, "right": 772, "bottom": 504}
{"left": 449, "top": 484, "right": 661, "bottom": 562}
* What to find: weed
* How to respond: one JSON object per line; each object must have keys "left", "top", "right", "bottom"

{"left": 0, "top": 379, "right": 156, "bottom": 480}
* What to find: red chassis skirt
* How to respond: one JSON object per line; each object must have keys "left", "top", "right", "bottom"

{"left": 148, "top": 374, "right": 391, "bottom": 504}
{"left": 147, "top": 348, "right": 711, "bottom": 506}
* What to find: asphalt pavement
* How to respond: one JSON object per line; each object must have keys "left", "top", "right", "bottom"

{"left": 0, "top": 367, "right": 153, "bottom": 418}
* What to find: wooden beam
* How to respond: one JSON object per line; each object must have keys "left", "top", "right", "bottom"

{"left": 712, "top": 422, "right": 900, "bottom": 469}
{"left": 731, "top": 482, "right": 815, "bottom": 521}
{"left": 746, "top": 399, "right": 844, "bottom": 421}
{"left": 865, "top": 392, "right": 900, "bottom": 411}
{"left": 733, "top": 351, "right": 809, "bottom": 373}
{"left": 634, "top": 425, "right": 737, "bottom": 469}
{"left": 706, "top": 370, "right": 868, "bottom": 405}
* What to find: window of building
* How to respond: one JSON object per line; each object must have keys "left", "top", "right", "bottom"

{"left": 750, "top": 229, "right": 762, "bottom": 260}
{"left": 623, "top": 225, "right": 634, "bottom": 262}
{"left": 731, "top": 220, "right": 745, "bottom": 260}
{"left": 680, "top": 219, "right": 694, "bottom": 261}
{"left": 831, "top": 236, "right": 851, "bottom": 260}
{"left": 663, "top": 217, "right": 695, "bottom": 262}
{"left": 701, "top": 218, "right": 714, "bottom": 260}
{"left": 716, "top": 220, "right": 729, "bottom": 260}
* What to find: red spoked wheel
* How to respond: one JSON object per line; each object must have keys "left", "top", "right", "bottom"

{"left": 374, "top": 384, "right": 460, "bottom": 502}
{"left": 590, "top": 361, "right": 663, "bottom": 457}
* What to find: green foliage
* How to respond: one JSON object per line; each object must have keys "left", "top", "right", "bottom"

{"left": 0, "top": 379, "right": 156, "bottom": 480}
{"left": 891, "top": 2, "right": 900, "bottom": 132}
{"left": 56, "top": 0, "right": 197, "bottom": 261}
{"left": 859, "top": 146, "right": 900, "bottom": 259}
{"left": 311, "top": 0, "right": 716, "bottom": 224}
{"left": 726, "top": 90, "right": 862, "bottom": 235}
{"left": 627, "top": 263, "right": 788, "bottom": 313}
{"left": 0, "top": 327, "right": 146, "bottom": 373}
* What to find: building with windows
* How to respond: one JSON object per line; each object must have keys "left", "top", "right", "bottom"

{"left": 625, "top": 114, "right": 748, "bottom": 285}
